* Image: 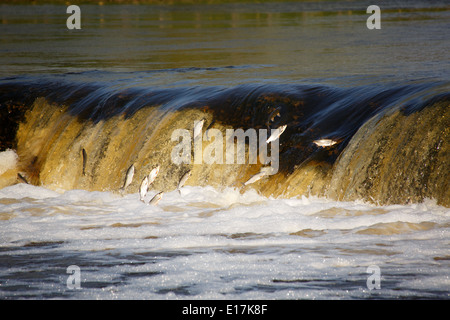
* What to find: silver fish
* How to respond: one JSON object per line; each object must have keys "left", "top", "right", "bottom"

{"left": 17, "top": 173, "right": 29, "bottom": 184}
{"left": 193, "top": 119, "right": 205, "bottom": 140}
{"left": 244, "top": 171, "right": 266, "bottom": 186}
{"left": 313, "top": 139, "right": 338, "bottom": 147}
{"left": 243, "top": 166, "right": 274, "bottom": 186}
{"left": 177, "top": 170, "right": 191, "bottom": 193}
{"left": 139, "top": 176, "right": 149, "bottom": 202}
{"left": 148, "top": 191, "right": 164, "bottom": 205}
{"left": 268, "top": 107, "right": 281, "bottom": 123}
{"left": 148, "top": 165, "right": 160, "bottom": 186}
{"left": 205, "top": 119, "right": 216, "bottom": 139}
{"left": 266, "top": 125, "right": 287, "bottom": 143}
{"left": 120, "top": 164, "right": 135, "bottom": 191}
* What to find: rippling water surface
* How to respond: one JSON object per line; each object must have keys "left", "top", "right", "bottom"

{"left": 1, "top": 0, "right": 449, "bottom": 84}
{"left": 0, "top": 184, "right": 449, "bottom": 299}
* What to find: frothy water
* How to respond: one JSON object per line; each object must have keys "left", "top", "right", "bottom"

{"left": 0, "top": 184, "right": 448, "bottom": 299}
{"left": 0, "top": 0, "right": 449, "bottom": 300}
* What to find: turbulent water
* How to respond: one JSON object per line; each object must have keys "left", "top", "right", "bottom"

{"left": 0, "top": 0, "right": 449, "bottom": 299}
{"left": 0, "top": 184, "right": 449, "bottom": 299}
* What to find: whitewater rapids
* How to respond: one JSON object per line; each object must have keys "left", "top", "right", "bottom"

{"left": 0, "top": 183, "right": 448, "bottom": 299}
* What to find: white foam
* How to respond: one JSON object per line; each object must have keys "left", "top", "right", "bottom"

{"left": 0, "top": 183, "right": 60, "bottom": 199}
{"left": 0, "top": 149, "right": 18, "bottom": 175}
{"left": 0, "top": 183, "right": 449, "bottom": 299}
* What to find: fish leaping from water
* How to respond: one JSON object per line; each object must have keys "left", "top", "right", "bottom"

{"left": 243, "top": 166, "right": 275, "bottom": 186}
{"left": 244, "top": 171, "right": 266, "bottom": 186}
{"left": 81, "top": 148, "right": 87, "bottom": 176}
{"left": 266, "top": 125, "right": 287, "bottom": 143}
{"left": 148, "top": 191, "right": 164, "bottom": 205}
{"left": 193, "top": 119, "right": 205, "bottom": 140}
{"left": 266, "top": 106, "right": 281, "bottom": 128}
{"left": 17, "top": 173, "right": 29, "bottom": 184}
{"left": 139, "top": 176, "right": 149, "bottom": 202}
{"left": 147, "top": 165, "right": 160, "bottom": 186}
{"left": 205, "top": 119, "right": 216, "bottom": 140}
{"left": 177, "top": 170, "right": 191, "bottom": 194}
{"left": 313, "top": 139, "right": 338, "bottom": 147}
{"left": 120, "top": 164, "right": 135, "bottom": 192}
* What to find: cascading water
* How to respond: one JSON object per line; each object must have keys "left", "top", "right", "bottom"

{"left": 1, "top": 76, "right": 448, "bottom": 206}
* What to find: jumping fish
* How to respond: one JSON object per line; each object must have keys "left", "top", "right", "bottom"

{"left": 17, "top": 173, "right": 29, "bottom": 184}
{"left": 177, "top": 170, "right": 191, "bottom": 194}
{"left": 266, "top": 125, "right": 287, "bottom": 143}
{"left": 205, "top": 119, "right": 216, "bottom": 140}
{"left": 193, "top": 119, "right": 205, "bottom": 140}
{"left": 243, "top": 166, "right": 274, "bottom": 186}
{"left": 148, "top": 191, "right": 164, "bottom": 206}
{"left": 120, "top": 164, "right": 135, "bottom": 192}
{"left": 81, "top": 148, "right": 87, "bottom": 176}
{"left": 313, "top": 139, "right": 338, "bottom": 147}
{"left": 266, "top": 107, "right": 281, "bottom": 126}
{"left": 244, "top": 171, "right": 266, "bottom": 186}
{"left": 147, "top": 165, "right": 160, "bottom": 186}
{"left": 139, "top": 176, "right": 149, "bottom": 202}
